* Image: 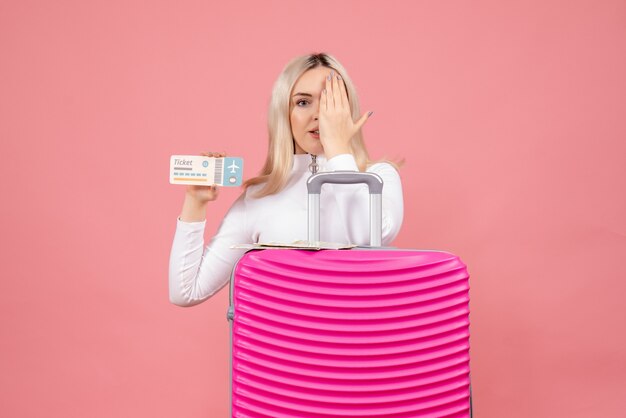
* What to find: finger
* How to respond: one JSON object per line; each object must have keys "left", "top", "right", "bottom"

{"left": 332, "top": 72, "right": 342, "bottom": 109}
{"left": 202, "top": 152, "right": 225, "bottom": 158}
{"left": 354, "top": 112, "right": 372, "bottom": 133}
{"left": 326, "top": 70, "right": 334, "bottom": 109}
{"left": 320, "top": 87, "right": 327, "bottom": 112}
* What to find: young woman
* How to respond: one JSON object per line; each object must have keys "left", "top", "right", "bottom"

{"left": 169, "top": 52, "right": 404, "bottom": 307}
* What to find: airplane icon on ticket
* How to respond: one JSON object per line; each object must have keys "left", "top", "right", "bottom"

{"left": 228, "top": 161, "right": 240, "bottom": 173}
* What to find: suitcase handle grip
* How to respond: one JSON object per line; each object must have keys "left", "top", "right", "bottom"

{"left": 306, "top": 171, "right": 383, "bottom": 247}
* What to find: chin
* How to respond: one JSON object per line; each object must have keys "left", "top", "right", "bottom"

{"left": 306, "top": 143, "right": 325, "bottom": 156}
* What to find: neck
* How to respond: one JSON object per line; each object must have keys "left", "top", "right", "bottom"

{"left": 292, "top": 153, "right": 327, "bottom": 172}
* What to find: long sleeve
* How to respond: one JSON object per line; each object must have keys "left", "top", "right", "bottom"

{"left": 323, "top": 154, "right": 404, "bottom": 246}
{"left": 168, "top": 154, "right": 404, "bottom": 307}
{"left": 168, "top": 193, "right": 250, "bottom": 307}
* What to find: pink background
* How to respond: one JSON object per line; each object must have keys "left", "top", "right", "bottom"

{"left": 1, "top": 0, "right": 625, "bottom": 417}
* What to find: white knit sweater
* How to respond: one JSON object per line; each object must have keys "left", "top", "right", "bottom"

{"left": 168, "top": 153, "right": 404, "bottom": 307}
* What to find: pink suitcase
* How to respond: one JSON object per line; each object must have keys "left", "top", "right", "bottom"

{"left": 227, "top": 172, "right": 472, "bottom": 418}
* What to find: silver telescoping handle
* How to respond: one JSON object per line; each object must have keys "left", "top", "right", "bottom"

{"left": 307, "top": 171, "right": 384, "bottom": 247}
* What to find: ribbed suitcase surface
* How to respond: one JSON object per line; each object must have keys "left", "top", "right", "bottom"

{"left": 230, "top": 248, "right": 470, "bottom": 418}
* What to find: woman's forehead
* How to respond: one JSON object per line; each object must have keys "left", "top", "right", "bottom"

{"left": 293, "top": 66, "right": 333, "bottom": 93}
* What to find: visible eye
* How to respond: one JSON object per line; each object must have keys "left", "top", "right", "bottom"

{"left": 296, "top": 99, "right": 310, "bottom": 107}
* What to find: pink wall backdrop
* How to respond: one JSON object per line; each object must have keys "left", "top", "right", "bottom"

{"left": 1, "top": 0, "right": 625, "bottom": 417}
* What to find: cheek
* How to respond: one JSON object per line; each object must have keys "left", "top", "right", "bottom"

{"left": 290, "top": 110, "right": 307, "bottom": 132}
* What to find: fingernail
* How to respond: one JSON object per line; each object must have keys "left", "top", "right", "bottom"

{"left": 327, "top": 74, "right": 331, "bottom": 80}
{"left": 367, "top": 111, "right": 374, "bottom": 118}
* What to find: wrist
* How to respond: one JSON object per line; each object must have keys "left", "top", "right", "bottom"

{"left": 323, "top": 143, "right": 352, "bottom": 160}
{"left": 180, "top": 193, "right": 209, "bottom": 222}
{"left": 185, "top": 190, "right": 209, "bottom": 204}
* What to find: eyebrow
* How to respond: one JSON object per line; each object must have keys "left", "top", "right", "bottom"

{"left": 292, "top": 92, "right": 313, "bottom": 98}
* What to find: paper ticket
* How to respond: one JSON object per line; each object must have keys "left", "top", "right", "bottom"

{"left": 169, "top": 155, "right": 244, "bottom": 186}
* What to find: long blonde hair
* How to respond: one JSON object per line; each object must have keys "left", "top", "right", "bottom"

{"left": 244, "top": 52, "right": 377, "bottom": 198}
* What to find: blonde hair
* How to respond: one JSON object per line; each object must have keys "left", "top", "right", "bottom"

{"left": 244, "top": 52, "right": 395, "bottom": 198}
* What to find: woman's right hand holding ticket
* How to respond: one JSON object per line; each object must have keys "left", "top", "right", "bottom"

{"left": 179, "top": 151, "right": 224, "bottom": 222}
{"left": 185, "top": 151, "right": 225, "bottom": 203}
